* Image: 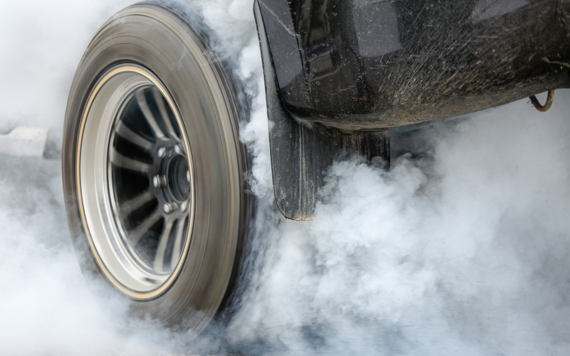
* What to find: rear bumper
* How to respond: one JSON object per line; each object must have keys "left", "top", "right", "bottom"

{"left": 258, "top": 0, "right": 570, "bottom": 131}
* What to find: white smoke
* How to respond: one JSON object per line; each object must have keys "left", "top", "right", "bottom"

{"left": 2, "top": 0, "right": 570, "bottom": 355}
{"left": 0, "top": 1, "right": 189, "bottom": 354}
{"left": 228, "top": 92, "right": 570, "bottom": 355}
{"left": 208, "top": 1, "right": 570, "bottom": 353}
{"left": 0, "top": 0, "right": 135, "bottom": 136}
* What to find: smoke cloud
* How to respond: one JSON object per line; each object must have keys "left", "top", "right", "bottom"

{"left": 1, "top": 0, "right": 570, "bottom": 355}
{"left": 230, "top": 98, "right": 570, "bottom": 355}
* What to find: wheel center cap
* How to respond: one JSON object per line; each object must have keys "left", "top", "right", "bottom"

{"left": 165, "top": 152, "right": 190, "bottom": 202}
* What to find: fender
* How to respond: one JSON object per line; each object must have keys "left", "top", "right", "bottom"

{"left": 254, "top": 0, "right": 570, "bottom": 220}
{"left": 258, "top": 0, "right": 570, "bottom": 131}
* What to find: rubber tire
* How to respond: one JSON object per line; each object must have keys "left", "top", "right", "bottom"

{"left": 62, "top": 1, "right": 251, "bottom": 336}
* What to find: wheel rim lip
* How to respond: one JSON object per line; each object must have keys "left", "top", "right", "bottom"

{"left": 76, "top": 64, "right": 195, "bottom": 299}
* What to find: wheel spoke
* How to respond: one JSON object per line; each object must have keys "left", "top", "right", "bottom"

{"left": 153, "top": 88, "right": 179, "bottom": 140}
{"left": 119, "top": 190, "right": 155, "bottom": 220}
{"left": 136, "top": 89, "right": 165, "bottom": 139}
{"left": 153, "top": 218, "right": 176, "bottom": 272}
{"left": 109, "top": 147, "right": 151, "bottom": 173}
{"left": 170, "top": 214, "right": 188, "bottom": 268}
{"left": 128, "top": 209, "right": 162, "bottom": 247}
{"left": 115, "top": 120, "right": 154, "bottom": 150}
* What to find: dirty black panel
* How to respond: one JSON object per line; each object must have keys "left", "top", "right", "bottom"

{"left": 255, "top": 1, "right": 390, "bottom": 220}
{"left": 262, "top": 0, "right": 570, "bottom": 131}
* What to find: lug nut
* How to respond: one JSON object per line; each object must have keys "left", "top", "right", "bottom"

{"left": 174, "top": 145, "right": 181, "bottom": 154}
{"left": 163, "top": 203, "right": 176, "bottom": 213}
{"left": 158, "top": 147, "right": 166, "bottom": 158}
{"left": 180, "top": 201, "right": 188, "bottom": 212}
{"left": 153, "top": 175, "right": 165, "bottom": 188}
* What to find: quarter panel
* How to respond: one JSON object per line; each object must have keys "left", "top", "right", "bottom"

{"left": 261, "top": 0, "right": 570, "bottom": 130}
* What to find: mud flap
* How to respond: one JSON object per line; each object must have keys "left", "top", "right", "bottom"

{"left": 255, "top": 1, "right": 390, "bottom": 220}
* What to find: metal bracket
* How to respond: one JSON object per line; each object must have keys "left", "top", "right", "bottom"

{"left": 529, "top": 90, "right": 555, "bottom": 112}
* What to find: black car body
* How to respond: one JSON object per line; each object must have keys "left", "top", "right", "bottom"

{"left": 254, "top": 0, "right": 570, "bottom": 220}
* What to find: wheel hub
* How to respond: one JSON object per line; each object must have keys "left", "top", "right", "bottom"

{"left": 150, "top": 142, "right": 191, "bottom": 213}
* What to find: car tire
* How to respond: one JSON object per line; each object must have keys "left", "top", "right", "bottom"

{"left": 62, "top": 1, "right": 251, "bottom": 337}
